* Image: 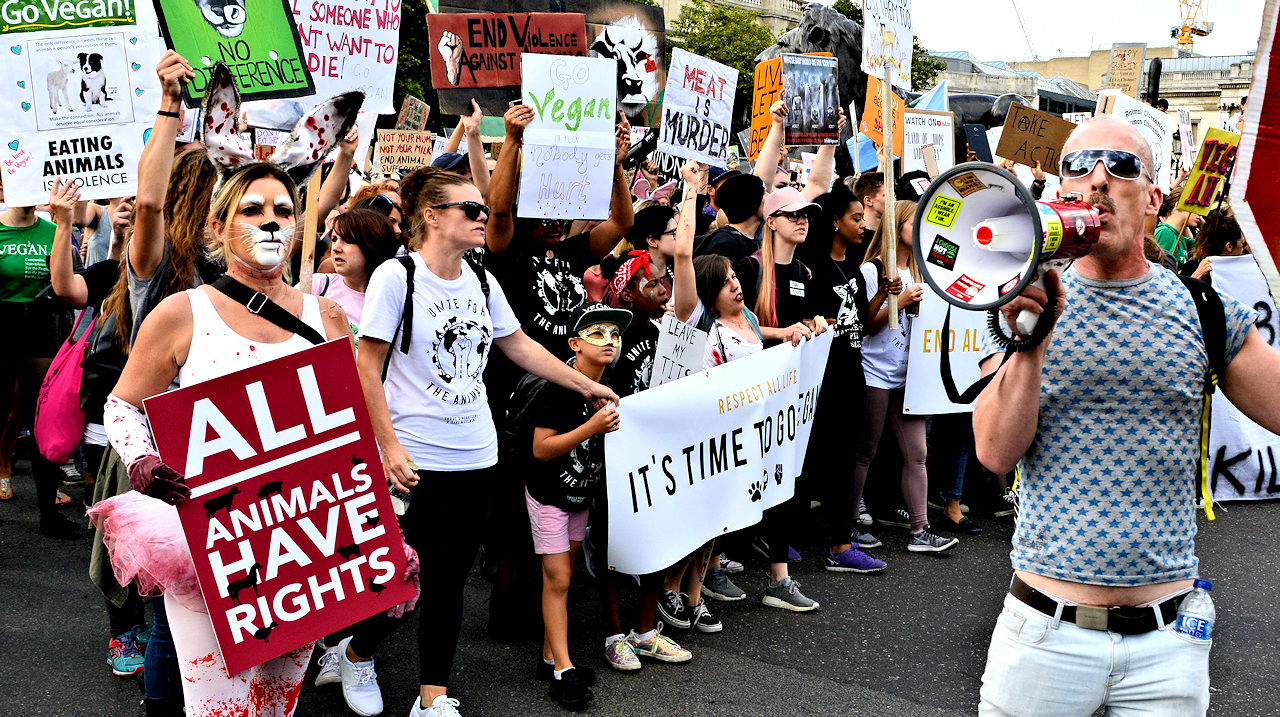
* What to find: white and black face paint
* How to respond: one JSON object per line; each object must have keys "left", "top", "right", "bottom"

{"left": 231, "top": 193, "right": 295, "bottom": 268}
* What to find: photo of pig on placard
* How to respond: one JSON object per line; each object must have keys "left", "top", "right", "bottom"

{"left": 28, "top": 34, "right": 135, "bottom": 132}
{"left": 586, "top": 3, "right": 666, "bottom": 128}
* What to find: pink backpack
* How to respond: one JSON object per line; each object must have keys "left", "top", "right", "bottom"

{"left": 35, "top": 310, "right": 94, "bottom": 464}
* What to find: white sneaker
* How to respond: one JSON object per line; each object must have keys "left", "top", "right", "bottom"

{"left": 410, "top": 694, "right": 462, "bottom": 717}
{"left": 314, "top": 645, "right": 341, "bottom": 687}
{"left": 338, "top": 636, "right": 383, "bottom": 716}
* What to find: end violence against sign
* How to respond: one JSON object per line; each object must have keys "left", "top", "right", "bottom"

{"left": 144, "top": 339, "right": 412, "bottom": 676}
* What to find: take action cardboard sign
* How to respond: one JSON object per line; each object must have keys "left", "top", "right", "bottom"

{"left": 144, "top": 339, "right": 412, "bottom": 676}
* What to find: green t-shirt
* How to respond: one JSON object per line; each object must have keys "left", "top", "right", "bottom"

{"left": 1153, "top": 221, "right": 1192, "bottom": 266}
{"left": 0, "top": 218, "right": 56, "bottom": 302}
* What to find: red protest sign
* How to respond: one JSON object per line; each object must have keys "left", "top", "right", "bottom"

{"left": 427, "top": 12, "right": 588, "bottom": 90}
{"left": 1233, "top": 0, "right": 1280, "bottom": 297}
{"left": 144, "top": 339, "right": 413, "bottom": 676}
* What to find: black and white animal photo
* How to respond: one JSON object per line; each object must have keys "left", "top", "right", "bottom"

{"left": 77, "top": 53, "right": 109, "bottom": 112}
{"left": 195, "top": 0, "right": 248, "bottom": 38}
{"left": 46, "top": 59, "right": 76, "bottom": 115}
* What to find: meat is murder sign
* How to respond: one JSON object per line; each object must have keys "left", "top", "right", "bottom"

{"left": 145, "top": 339, "right": 412, "bottom": 675}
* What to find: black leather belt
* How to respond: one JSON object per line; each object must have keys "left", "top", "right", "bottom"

{"left": 1009, "top": 575, "right": 1187, "bottom": 635}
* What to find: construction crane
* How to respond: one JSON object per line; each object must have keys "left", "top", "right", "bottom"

{"left": 1172, "top": 0, "right": 1214, "bottom": 52}
{"left": 1010, "top": 0, "right": 1039, "bottom": 61}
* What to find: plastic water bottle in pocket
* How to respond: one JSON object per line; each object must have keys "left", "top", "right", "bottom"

{"left": 1173, "top": 578, "right": 1215, "bottom": 640}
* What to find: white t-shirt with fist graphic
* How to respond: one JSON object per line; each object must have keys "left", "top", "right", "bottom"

{"left": 361, "top": 252, "right": 520, "bottom": 470}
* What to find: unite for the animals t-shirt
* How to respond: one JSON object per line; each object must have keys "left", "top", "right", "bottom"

{"left": 488, "top": 232, "right": 596, "bottom": 359}
{"left": 360, "top": 253, "right": 520, "bottom": 470}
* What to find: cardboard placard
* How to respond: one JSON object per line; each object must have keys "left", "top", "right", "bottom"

{"left": 395, "top": 97, "right": 430, "bottom": 131}
{"left": 376, "top": 129, "right": 435, "bottom": 175}
{"left": 143, "top": 340, "right": 413, "bottom": 677}
{"left": 154, "top": 0, "right": 314, "bottom": 107}
{"left": 292, "top": 0, "right": 401, "bottom": 114}
{"left": 1062, "top": 111, "right": 1092, "bottom": 124}
{"left": 657, "top": 48, "right": 738, "bottom": 168}
{"left": 861, "top": 74, "right": 904, "bottom": 158}
{"left": 903, "top": 109, "right": 954, "bottom": 176}
{"left": 0, "top": 0, "right": 164, "bottom": 206}
{"left": 427, "top": 13, "right": 587, "bottom": 91}
{"left": 517, "top": 53, "right": 617, "bottom": 220}
{"left": 782, "top": 54, "right": 840, "bottom": 146}
{"left": 1105, "top": 43, "right": 1146, "bottom": 100}
{"left": 995, "top": 104, "right": 1076, "bottom": 176}
{"left": 651, "top": 315, "right": 708, "bottom": 388}
{"left": 1177, "top": 128, "right": 1240, "bottom": 215}
{"left": 747, "top": 58, "right": 782, "bottom": 161}
{"left": 861, "top": 0, "right": 913, "bottom": 91}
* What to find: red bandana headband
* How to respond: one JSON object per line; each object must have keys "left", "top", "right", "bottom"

{"left": 609, "top": 250, "right": 653, "bottom": 299}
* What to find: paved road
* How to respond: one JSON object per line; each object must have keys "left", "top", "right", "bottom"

{"left": 3, "top": 460, "right": 1278, "bottom": 717}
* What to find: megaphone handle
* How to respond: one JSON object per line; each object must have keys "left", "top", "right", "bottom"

{"left": 1015, "top": 273, "right": 1047, "bottom": 336}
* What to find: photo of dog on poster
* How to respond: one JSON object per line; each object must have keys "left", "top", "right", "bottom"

{"left": 28, "top": 34, "right": 135, "bottom": 131}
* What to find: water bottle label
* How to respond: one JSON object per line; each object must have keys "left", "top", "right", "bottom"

{"left": 1175, "top": 614, "right": 1212, "bottom": 640}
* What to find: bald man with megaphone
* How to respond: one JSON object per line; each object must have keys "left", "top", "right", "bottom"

{"left": 972, "top": 115, "right": 1280, "bottom": 716}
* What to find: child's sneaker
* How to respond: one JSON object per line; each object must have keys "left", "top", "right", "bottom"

{"left": 106, "top": 632, "right": 144, "bottom": 676}
{"left": 604, "top": 635, "right": 642, "bottom": 671}
{"left": 629, "top": 625, "right": 692, "bottom": 663}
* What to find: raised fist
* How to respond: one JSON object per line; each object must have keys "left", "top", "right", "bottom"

{"left": 438, "top": 31, "right": 463, "bottom": 86}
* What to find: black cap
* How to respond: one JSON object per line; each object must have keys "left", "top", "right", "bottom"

{"left": 569, "top": 302, "right": 632, "bottom": 335}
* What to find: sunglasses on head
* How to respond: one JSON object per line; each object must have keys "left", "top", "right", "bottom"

{"left": 1059, "top": 149, "right": 1149, "bottom": 181}
{"left": 576, "top": 323, "right": 622, "bottom": 347}
{"left": 432, "top": 201, "right": 490, "bottom": 221}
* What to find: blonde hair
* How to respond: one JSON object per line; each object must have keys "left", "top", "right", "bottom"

{"left": 862, "top": 200, "right": 920, "bottom": 283}
{"left": 754, "top": 221, "right": 780, "bottom": 327}
{"left": 205, "top": 164, "right": 300, "bottom": 263}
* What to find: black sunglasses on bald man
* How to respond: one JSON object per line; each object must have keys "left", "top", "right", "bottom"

{"left": 432, "top": 201, "right": 490, "bottom": 221}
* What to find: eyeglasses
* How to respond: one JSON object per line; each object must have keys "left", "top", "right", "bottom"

{"left": 772, "top": 210, "right": 813, "bottom": 222}
{"left": 432, "top": 201, "right": 490, "bottom": 221}
{"left": 576, "top": 323, "right": 623, "bottom": 347}
{"left": 1059, "top": 149, "right": 1149, "bottom": 181}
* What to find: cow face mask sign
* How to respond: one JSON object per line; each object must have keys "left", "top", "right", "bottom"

{"left": 587, "top": 8, "right": 666, "bottom": 127}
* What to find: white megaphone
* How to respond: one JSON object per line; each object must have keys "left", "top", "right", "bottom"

{"left": 912, "top": 162, "right": 1101, "bottom": 346}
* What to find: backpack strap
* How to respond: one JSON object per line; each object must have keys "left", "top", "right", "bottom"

{"left": 464, "top": 249, "right": 490, "bottom": 301}
{"left": 211, "top": 276, "right": 325, "bottom": 345}
{"left": 381, "top": 255, "right": 416, "bottom": 382}
{"left": 1177, "top": 273, "right": 1226, "bottom": 521}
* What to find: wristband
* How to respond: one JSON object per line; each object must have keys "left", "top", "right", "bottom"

{"left": 157, "top": 109, "right": 181, "bottom": 119}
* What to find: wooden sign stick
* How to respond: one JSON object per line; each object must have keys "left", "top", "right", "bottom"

{"left": 882, "top": 49, "right": 899, "bottom": 329}
{"left": 298, "top": 171, "right": 323, "bottom": 294}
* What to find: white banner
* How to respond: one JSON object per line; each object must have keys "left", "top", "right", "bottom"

{"left": 518, "top": 54, "right": 617, "bottom": 220}
{"left": 861, "top": 0, "right": 913, "bottom": 91}
{"left": 903, "top": 109, "right": 954, "bottom": 177}
{"left": 657, "top": 48, "right": 737, "bottom": 168}
{"left": 652, "top": 315, "right": 708, "bottom": 388}
{"left": 292, "top": 0, "right": 400, "bottom": 114}
{"left": 1178, "top": 108, "right": 1195, "bottom": 168}
{"left": 903, "top": 291, "right": 988, "bottom": 415}
{"left": 605, "top": 333, "right": 833, "bottom": 575}
{"left": 0, "top": 0, "right": 164, "bottom": 206}
{"left": 1208, "top": 255, "right": 1280, "bottom": 502}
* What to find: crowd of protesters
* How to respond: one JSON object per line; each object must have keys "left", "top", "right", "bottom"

{"left": 0, "top": 49, "right": 1268, "bottom": 717}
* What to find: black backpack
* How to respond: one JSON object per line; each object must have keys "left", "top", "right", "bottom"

{"left": 499, "top": 370, "right": 553, "bottom": 470}
{"left": 381, "top": 250, "right": 490, "bottom": 381}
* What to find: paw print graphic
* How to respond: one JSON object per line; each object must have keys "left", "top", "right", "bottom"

{"left": 748, "top": 481, "right": 765, "bottom": 502}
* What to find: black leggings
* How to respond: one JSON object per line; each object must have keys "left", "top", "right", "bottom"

{"left": 802, "top": 368, "right": 867, "bottom": 546}
{"left": 0, "top": 355, "right": 62, "bottom": 516}
{"left": 403, "top": 465, "right": 496, "bottom": 686}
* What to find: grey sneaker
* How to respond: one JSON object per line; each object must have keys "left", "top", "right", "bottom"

{"left": 908, "top": 527, "right": 959, "bottom": 553}
{"left": 853, "top": 529, "right": 882, "bottom": 549}
{"left": 858, "top": 498, "right": 873, "bottom": 526}
{"left": 701, "top": 566, "right": 746, "bottom": 602}
{"left": 718, "top": 553, "right": 744, "bottom": 574}
{"left": 762, "top": 576, "right": 819, "bottom": 612}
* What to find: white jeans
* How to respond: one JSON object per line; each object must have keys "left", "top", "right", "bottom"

{"left": 979, "top": 593, "right": 1211, "bottom": 716}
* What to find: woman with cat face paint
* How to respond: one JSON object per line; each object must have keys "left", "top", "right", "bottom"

{"left": 357, "top": 167, "right": 620, "bottom": 717}
{"left": 87, "top": 65, "right": 401, "bottom": 717}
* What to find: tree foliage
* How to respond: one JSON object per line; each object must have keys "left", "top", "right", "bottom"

{"left": 393, "top": 0, "right": 445, "bottom": 134}
{"left": 832, "top": 0, "right": 946, "bottom": 92}
{"left": 669, "top": 0, "right": 777, "bottom": 128}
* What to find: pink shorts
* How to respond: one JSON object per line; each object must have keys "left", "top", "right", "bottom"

{"left": 524, "top": 489, "right": 589, "bottom": 555}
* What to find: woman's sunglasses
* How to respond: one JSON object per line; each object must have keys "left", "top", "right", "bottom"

{"left": 772, "top": 209, "right": 814, "bottom": 222}
{"left": 432, "top": 201, "right": 490, "bottom": 221}
{"left": 1059, "top": 149, "right": 1148, "bottom": 181}
{"left": 538, "top": 218, "right": 570, "bottom": 228}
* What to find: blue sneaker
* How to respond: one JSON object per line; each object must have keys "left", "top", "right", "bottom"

{"left": 825, "top": 547, "right": 886, "bottom": 574}
{"left": 107, "top": 633, "right": 144, "bottom": 676}
{"left": 751, "top": 534, "right": 801, "bottom": 562}
{"left": 129, "top": 624, "right": 150, "bottom": 650}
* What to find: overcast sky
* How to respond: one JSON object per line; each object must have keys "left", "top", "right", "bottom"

{"left": 910, "top": 0, "right": 1266, "bottom": 63}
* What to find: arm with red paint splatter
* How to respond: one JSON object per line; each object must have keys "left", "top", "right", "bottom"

{"left": 132, "top": 51, "right": 194, "bottom": 281}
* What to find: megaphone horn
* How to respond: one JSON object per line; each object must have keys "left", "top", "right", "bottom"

{"left": 912, "top": 162, "right": 1101, "bottom": 350}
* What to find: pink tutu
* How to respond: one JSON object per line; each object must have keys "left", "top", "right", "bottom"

{"left": 88, "top": 492, "right": 208, "bottom": 614}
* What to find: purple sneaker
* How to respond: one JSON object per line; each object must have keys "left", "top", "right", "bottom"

{"left": 825, "top": 547, "right": 886, "bottom": 574}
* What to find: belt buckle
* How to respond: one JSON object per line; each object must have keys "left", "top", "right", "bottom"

{"left": 246, "top": 292, "right": 268, "bottom": 314}
{"left": 1075, "top": 605, "right": 1109, "bottom": 631}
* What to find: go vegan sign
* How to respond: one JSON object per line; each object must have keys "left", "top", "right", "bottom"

{"left": 2, "top": 0, "right": 135, "bottom": 33}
